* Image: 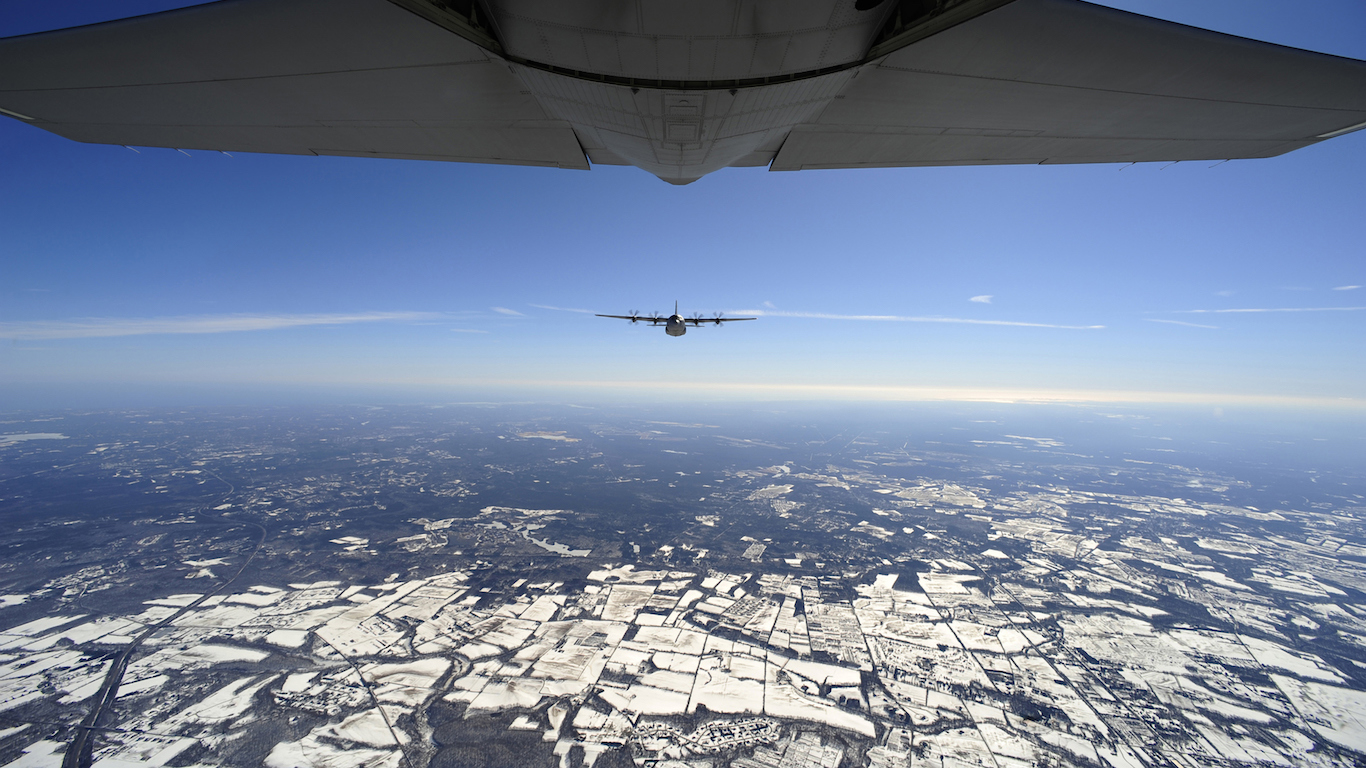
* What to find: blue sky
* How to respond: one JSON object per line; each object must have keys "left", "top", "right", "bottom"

{"left": 1, "top": 0, "right": 1364, "bottom": 409}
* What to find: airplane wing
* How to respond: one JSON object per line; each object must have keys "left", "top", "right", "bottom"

{"left": 772, "top": 0, "right": 1366, "bottom": 170}
{"left": 596, "top": 315, "right": 665, "bottom": 325}
{"left": 3, "top": 0, "right": 1364, "bottom": 181}
{"left": 0, "top": 0, "right": 588, "bottom": 169}
{"left": 685, "top": 317, "right": 757, "bottom": 326}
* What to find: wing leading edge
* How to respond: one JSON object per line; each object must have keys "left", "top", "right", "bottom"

{"left": 685, "top": 317, "right": 757, "bottom": 326}
{"left": 596, "top": 315, "right": 666, "bottom": 325}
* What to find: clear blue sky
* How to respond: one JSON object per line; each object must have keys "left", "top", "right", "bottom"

{"left": 1, "top": 1, "right": 1363, "bottom": 409}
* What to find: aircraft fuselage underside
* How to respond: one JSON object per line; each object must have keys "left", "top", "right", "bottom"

{"left": 397, "top": 0, "right": 1007, "bottom": 184}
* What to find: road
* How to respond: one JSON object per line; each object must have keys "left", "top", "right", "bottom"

{"left": 63, "top": 468, "right": 264, "bottom": 768}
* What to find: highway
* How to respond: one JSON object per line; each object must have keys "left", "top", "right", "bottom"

{"left": 63, "top": 471, "right": 264, "bottom": 768}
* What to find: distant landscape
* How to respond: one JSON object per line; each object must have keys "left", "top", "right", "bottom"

{"left": 1, "top": 403, "right": 1364, "bottom": 767}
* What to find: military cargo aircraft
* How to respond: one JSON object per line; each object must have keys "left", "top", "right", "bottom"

{"left": 598, "top": 303, "right": 756, "bottom": 337}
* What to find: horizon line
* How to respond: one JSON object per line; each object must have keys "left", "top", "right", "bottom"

{"left": 4, "top": 378, "right": 1359, "bottom": 411}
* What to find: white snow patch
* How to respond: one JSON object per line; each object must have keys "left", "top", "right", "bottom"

{"left": 265, "top": 629, "right": 310, "bottom": 648}
{"left": 1273, "top": 675, "right": 1366, "bottom": 754}
{"left": 2, "top": 739, "right": 65, "bottom": 767}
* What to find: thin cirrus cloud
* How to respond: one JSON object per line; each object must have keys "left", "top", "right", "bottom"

{"left": 733, "top": 309, "right": 1103, "bottom": 330}
{"left": 1333, "top": 285, "right": 1362, "bottom": 291}
{"left": 1145, "top": 318, "right": 1218, "bottom": 329}
{"left": 1175, "top": 306, "right": 1366, "bottom": 314}
{"left": 0, "top": 311, "right": 440, "bottom": 341}
{"left": 490, "top": 306, "right": 525, "bottom": 317}
{"left": 969, "top": 295, "right": 993, "bottom": 304}
{"left": 529, "top": 303, "right": 596, "bottom": 314}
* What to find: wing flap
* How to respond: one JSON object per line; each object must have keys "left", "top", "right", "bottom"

{"left": 773, "top": 0, "right": 1366, "bottom": 171}
{"left": 0, "top": 0, "right": 589, "bottom": 169}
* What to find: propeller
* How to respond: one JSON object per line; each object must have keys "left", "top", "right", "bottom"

{"left": 628, "top": 310, "right": 640, "bottom": 324}
{"left": 691, "top": 313, "right": 705, "bottom": 325}
{"left": 712, "top": 312, "right": 725, "bottom": 326}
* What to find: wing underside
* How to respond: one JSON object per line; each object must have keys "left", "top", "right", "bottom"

{"left": 773, "top": 0, "right": 1366, "bottom": 170}
{"left": 0, "top": 0, "right": 588, "bottom": 168}
{"left": 1, "top": 0, "right": 1364, "bottom": 177}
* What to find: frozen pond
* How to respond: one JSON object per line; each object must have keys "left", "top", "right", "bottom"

{"left": 522, "top": 524, "right": 590, "bottom": 557}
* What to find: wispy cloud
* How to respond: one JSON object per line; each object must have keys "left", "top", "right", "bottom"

{"left": 1333, "top": 285, "right": 1362, "bottom": 291}
{"left": 733, "top": 309, "right": 1102, "bottom": 330}
{"left": 1145, "top": 318, "right": 1218, "bottom": 329}
{"left": 530, "top": 304, "right": 595, "bottom": 314}
{"left": 1175, "top": 307, "right": 1366, "bottom": 314}
{"left": 0, "top": 311, "right": 440, "bottom": 340}
{"left": 450, "top": 328, "right": 490, "bottom": 334}
{"left": 490, "top": 307, "right": 525, "bottom": 317}
{"left": 969, "top": 295, "right": 993, "bottom": 304}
